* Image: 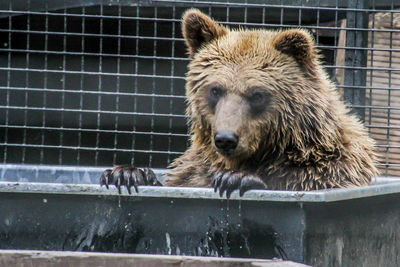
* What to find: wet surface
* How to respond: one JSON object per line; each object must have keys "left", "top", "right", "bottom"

{"left": 0, "top": 193, "right": 297, "bottom": 260}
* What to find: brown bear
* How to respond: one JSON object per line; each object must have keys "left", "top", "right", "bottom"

{"left": 100, "top": 9, "right": 378, "bottom": 198}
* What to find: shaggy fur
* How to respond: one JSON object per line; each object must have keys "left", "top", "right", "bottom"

{"left": 165, "top": 9, "right": 378, "bottom": 191}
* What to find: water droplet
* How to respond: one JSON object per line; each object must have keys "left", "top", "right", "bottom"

{"left": 243, "top": 235, "right": 251, "bottom": 255}
{"left": 238, "top": 200, "right": 242, "bottom": 218}
{"left": 165, "top": 232, "right": 172, "bottom": 255}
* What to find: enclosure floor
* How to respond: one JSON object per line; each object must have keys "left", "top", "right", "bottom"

{"left": 0, "top": 250, "right": 309, "bottom": 267}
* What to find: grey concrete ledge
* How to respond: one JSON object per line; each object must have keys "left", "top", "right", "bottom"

{"left": 0, "top": 250, "right": 310, "bottom": 267}
{"left": 1, "top": 163, "right": 400, "bottom": 202}
{"left": 1, "top": 177, "right": 400, "bottom": 202}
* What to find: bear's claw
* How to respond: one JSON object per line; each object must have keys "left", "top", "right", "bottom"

{"left": 212, "top": 171, "right": 267, "bottom": 198}
{"left": 100, "top": 166, "right": 162, "bottom": 194}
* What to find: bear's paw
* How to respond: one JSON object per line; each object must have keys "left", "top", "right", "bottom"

{"left": 100, "top": 166, "right": 162, "bottom": 194}
{"left": 211, "top": 171, "right": 267, "bottom": 198}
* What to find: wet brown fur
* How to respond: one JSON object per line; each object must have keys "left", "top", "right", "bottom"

{"left": 165, "top": 9, "right": 378, "bottom": 191}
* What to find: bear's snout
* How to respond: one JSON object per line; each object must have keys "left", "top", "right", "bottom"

{"left": 214, "top": 130, "right": 238, "bottom": 156}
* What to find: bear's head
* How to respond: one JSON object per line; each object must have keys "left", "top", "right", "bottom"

{"left": 182, "top": 9, "right": 339, "bottom": 167}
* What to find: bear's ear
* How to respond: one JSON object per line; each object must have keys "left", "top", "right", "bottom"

{"left": 273, "top": 29, "right": 317, "bottom": 66}
{"left": 182, "top": 9, "right": 228, "bottom": 58}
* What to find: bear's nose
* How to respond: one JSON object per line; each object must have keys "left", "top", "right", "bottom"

{"left": 214, "top": 131, "right": 238, "bottom": 153}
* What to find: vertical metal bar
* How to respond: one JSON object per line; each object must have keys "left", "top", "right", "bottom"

{"left": 22, "top": 0, "right": 31, "bottom": 163}
{"left": 298, "top": 0, "right": 302, "bottom": 26}
{"left": 113, "top": 6, "right": 122, "bottom": 165}
{"left": 149, "top": 6, "right": 158, "bottom": 167}
{"left": 262, "top": 5, "right": 266, "bottom": 25}
{"left": 385, "top": 1, "right": 394, "bottom": 176}
{"left": 344, "top": 0, "right": 369, "bottom": 121}
{"left": 95, "top": 5, "right": 104, "bottom": 165}
{"left": 58, "top": 6, "right": 67, "bottom": 165}
{"left": 369, "top": 1, "right": 376, "bottom": 172}
{"left": 316, "top": 0, "right": 320, "bottom": 44}
{"left": 227, "top": 2, "right": 230, "bottom": 23}
{"left": 131, "top": 6, "right": 139, "bottom": 166}
{"left": 77, "top": 6, "right": 86, "bottom": 165}
{"left": 244, "top": 0, "right": 248, "bottom": 24}
{"left": 3, "top": 0, "right": 12, "bottom": 163}
{"left": 40, "top": 2, "right": 49, "bottom": 164}
{"left": 332, "top": 0, "right": 339, "bottom": 83}
{"left": 167, "top": 6, "right": 176, "bottom": 165}
{"left": 368, "top": 1, "right": 375, "bottom": 133}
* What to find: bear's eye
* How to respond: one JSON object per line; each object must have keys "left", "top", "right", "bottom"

{"left": 207, "top": 86, "right": 223, "bottom": 112}
{"left": 210, "top": 87, "right": 222, "bottom": 99}
{"left": 247, "top": 91, "right": 269, "bottom": 116}
{"left": 249, "top": 92, "right": 264, "bottom": 105}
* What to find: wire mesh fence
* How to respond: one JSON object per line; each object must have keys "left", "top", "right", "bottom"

{"left": 0, "top": 0, "right": 400, "bottom": 176}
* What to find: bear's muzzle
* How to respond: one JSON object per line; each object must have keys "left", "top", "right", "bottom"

{"left": 214, "top": 130, "right": 239, "bottom": 156}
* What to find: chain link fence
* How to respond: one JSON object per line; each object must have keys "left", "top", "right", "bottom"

{"left": 1, "top": 0, "right": 400, "bottom": 176}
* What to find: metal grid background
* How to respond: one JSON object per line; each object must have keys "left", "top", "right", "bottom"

{"left": 1, "top": 1, "right": 400, "bottom": 176}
